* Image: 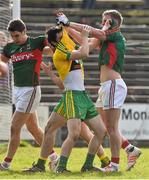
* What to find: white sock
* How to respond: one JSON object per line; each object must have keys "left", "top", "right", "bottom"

{"left": 48, "top": 152, "right": 58, "bottom": 161}
{"left": 125, "top": 144, "right": 133, "bottom": 152}
{"left": 1, "top": 161, "right": 10, "bottom": 169}
{"left": 111, "top": 162, "right": 119, "bottom": 169}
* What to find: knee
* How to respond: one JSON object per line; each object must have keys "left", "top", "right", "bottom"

{"left": 69, "top": 131, "right": 80, "bottom": 141}
{"left": 26, "top": 125, "right": 34, "bottom": 133}
{"left": 44, "top": 123, "right": 55, "bottom": 137}
{"left": 26, "top": 125, "right": 39, "bottom": 135}
{"left": 10, "top": 124, "right": 20, "bottom": 136}
{"left": 106, "top": 124, "right": 117, "bottom": 136}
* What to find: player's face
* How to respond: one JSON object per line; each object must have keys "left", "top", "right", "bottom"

{"left": 10, "top": 31, "right": 27, "bottom": 45}
{"left": 56, "top": 31, "right": 63, "bottom": 43}
{"left": 101, "top": 14, "right": 111, "bottom": 26}
{"left": 50, "top": 31, "right": 63, "bottom": 47}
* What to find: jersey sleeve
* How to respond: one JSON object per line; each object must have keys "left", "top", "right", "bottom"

{"left": 2, "top": 45, "right": 11, "bottom": 58}
{"left": 35, "top": 36, "right": 48, "bottom": 51}
{"left": 56, "top": 43, "right": 72, "bottom": 60}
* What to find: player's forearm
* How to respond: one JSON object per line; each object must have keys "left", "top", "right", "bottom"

{"left": 0, "top": 59, "right": 8, "bottom": 76}
{"left": 70, "top": 22, "right": 84, "bottom": 32}
{"left": 49, "top": 73, "right": 64, "bottom": 90}
{"left": 80, "top": 38, "right": 89, "bottom": 57}
{"left": 0, "top": 53, "right": 9, "bottom": 63}
{"left": 68, "top": 27, "right": 82, "bottom": 44}
{"left": 70, "top": 22, "right": 106, "bottom": 40}
{"left": 52, "top": 77, "right": 64, "bottom": 90}
{"left": 90, "top": 28, "right": 106, "bottom": 40}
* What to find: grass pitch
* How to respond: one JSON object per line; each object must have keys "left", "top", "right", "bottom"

{"left": 0, "top": 142, "right": 148, "bottom": 179}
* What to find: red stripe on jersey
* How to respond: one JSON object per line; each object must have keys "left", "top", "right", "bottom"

{"left": 32, "top": 49, "right": 42, "bottom": 75}
{"left": 107, "top": 42, "right": 117, "bottom": 69}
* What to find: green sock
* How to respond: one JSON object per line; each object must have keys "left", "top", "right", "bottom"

{"left": 83, "top": 153, "right": 95, "bottom": 167}
{"left": 36, "top": 158, "right": 46, "bottom": 169}
{"left": 57, "top": 156, "right": 68, "bottom": 169}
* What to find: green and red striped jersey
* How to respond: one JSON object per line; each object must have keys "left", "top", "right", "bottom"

{"left": 2, "top": 36, "right": 47, "bottom": 86}
{"left": 98, "top": 31, "right": 126, "bottom": 74}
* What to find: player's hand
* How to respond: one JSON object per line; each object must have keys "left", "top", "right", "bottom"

{"left": 41, "top": 62, "right": 53, "bottom": 75}
{"left": 102, "top": 19, "right": 111, "bottom": 31}
{"left": 81, "top": 25, "right": 91, "bottom": 37}
{"left": 56, "top": 12, "right": 70, "bottom": 26}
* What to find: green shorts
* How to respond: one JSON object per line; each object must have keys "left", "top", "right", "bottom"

{"left": 54, "top": 90, "right": 99, "bottom": 121}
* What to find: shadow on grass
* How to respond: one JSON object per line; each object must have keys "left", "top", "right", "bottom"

{"left": 0, "top": 145, "right": 7, "bottom": 154}
{"left": 0, "top": 169, "right": 123, "bottom": 179}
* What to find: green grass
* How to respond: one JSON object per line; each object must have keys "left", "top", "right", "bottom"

{"left": 0, "top": 143, "right": 148, "bottom": 179}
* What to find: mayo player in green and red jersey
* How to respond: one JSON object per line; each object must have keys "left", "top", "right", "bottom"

{"left": 57, "top": 10, "right": 141, "bottom": 172}
{"left": 0, "top": 19, "right": 59, "bottom": 170}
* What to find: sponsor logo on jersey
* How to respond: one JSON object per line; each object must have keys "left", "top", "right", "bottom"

{"left": 11, "top": 52, "right": 34, "bottom": 62}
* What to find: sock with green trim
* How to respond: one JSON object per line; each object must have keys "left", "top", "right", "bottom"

{"left": 36, "top": 158, "right": 46, "bottom": 170}
{"left": 82, "top": 153, "right": 95, "bottom": 168}
{"left": 57, "top": 155, "right": 68, "bottom": 169}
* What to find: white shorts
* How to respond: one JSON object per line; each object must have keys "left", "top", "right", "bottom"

{"left": 14, "top": 86, "right": 41, "bottom": 113}
{"left": 95, "top": 79, "right": 127, "bottom": 109}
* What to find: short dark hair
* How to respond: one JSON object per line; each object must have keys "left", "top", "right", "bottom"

{"left": 46, "top": 26, "right": 62, "bottom": 44}
{"left": 102, "top": 10, "right": 123, "bottom": 26}
{"left": 7, "top": 19, "right": 26, "bottom": 32}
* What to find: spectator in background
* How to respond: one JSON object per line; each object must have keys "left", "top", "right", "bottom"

{"left": 81, "top": 0, "right": 96, "bottom": 9}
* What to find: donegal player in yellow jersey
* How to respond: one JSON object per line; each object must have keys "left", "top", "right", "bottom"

{"left": 24, "top": 25, "right": 106, "bottom": 173}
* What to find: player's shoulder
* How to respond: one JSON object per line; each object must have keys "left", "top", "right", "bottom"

{"left": 29, "top": 35, "right": 46, "bottom": 40}
{"left": 4, "top": 41, "right": 14, "bottom": 48}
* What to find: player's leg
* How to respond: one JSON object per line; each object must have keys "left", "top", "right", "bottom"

{"left": 56, "top": 91, "right": 84, "bottom": 173}
{"left": 0, "top": 86, "right": 41, "bottom": 170}
{"left": 56, "top": 118, "right": 82, "bottom": 173}
{"left": 23, "top": 112, "right": 66, "bottom": 172}
{"left": 121, "top": 133, "right": 141, "bottom": 171}
{"left": 38, "top": 112, "right": 66, "bottom": 169}
{"left": 0, "top": 111, "right": 31, "bottom": 170}
{"left": 97, "top": 79, "right": 141, "bottom": 171}
{"left": 97, "top": 79, "right": 131, "bottom": 172}
{"left": 26, "top": 111, "right": 43, "bottom": 145}
{"left": 26, "top": 111, "right": 59, "bottom": 171}
{"left": 102, "top": 108, "right": 121, "bottom": 172}
{"left": 81, "top": 114, "right": 106, "bottom": 172}
{"left": 80, "top": 122, "right": 110, "bottom": 167}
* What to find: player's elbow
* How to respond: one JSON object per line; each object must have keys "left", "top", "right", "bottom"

{"left": 0, "top": 62, "right": 8, "bottom": 76}
{"left": 81, "top": 50, "right": 89, "bottom": 58}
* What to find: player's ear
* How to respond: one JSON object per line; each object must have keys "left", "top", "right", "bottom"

{"left": 109, "top": 19, "right": 118, "bottom": 27}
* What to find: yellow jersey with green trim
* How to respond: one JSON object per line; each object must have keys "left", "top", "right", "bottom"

{"left": 53, "top": 28, "right": 84, "bottom": 81}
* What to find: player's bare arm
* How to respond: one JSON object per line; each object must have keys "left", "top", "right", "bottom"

{"left": 42, "top": 46, "right": 53, "bottom": 57}
{"left": 68, "top": 27, "right": 100, "bottom": 53}
{"left": 70, "top": 25, "right": 90, "bottom": 61}
{"left": 56, "top": 12, "right": 113, "bottom": 41}
{"left": 0, "top": 54, "right": 9, "bottom": 76}
{"left": 41, "top": 61, "right": 64, "bottom": 90}
{"left": 68, "top": 27, "right": 83, "bottom": 44}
